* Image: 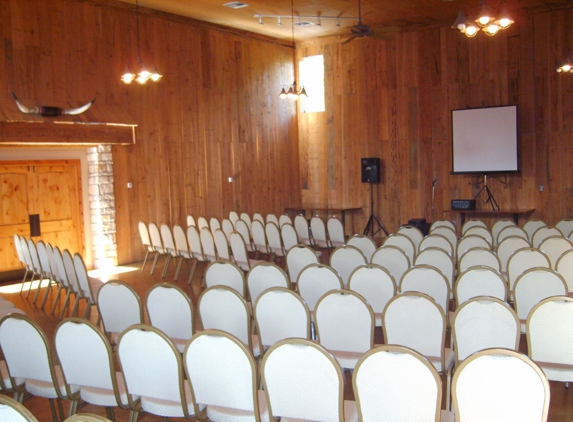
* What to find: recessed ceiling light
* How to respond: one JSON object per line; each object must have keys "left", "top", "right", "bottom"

{"left": 294, "top": 21, "right": 314, "bottom": 27}
{"left": 223, "top": 2, "right": 249, "bottom": 9}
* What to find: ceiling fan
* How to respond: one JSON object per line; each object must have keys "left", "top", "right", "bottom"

{"left": 343, "top": 0, "right": 397, "bottom": 44}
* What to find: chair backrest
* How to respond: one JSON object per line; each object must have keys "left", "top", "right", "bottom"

{"left": 221, "top": 218, "right": 235, "bottom": 240}
{"left": 240, "top": 213, "right": 252, "bottom": 232}
{"left": 53, "top": 246, "right": 69, "bottom": 288}
{"left": 36, "top": 240, "right": 52, "bottom": 279}
{"left": 399, "top": 265, "right": 450, "bottom": 316}
{"left": 457, "top": 234, "right": 491, "bottom": 260}
{"left": 383, "top": 234, "right": 416, "bottom": 264}
{"left": 297, "top": 264, "right": 343, "bottom": 312}
{"left": 458, "top": 247, "right": 501, "bottom": 273}
{"left": 532, "top": 226, "right": 562, "bottom": 248}
{"left": 97, "top": 280, "right": 143, "bottom": 336}
{"left": 461, "top": 218, "right": 487, "bottom": 235}
{"left": 197, "top": 216, "right": 210, "bottom": 231}
{"left": 326, "top": 216, "right": 345, "bottom": 246}
{"left": 497, "top": 235, "right": 531, "bottom": 273}
{"left": 229, "top": 211, "right": 240, "bottom": 227}
{"left": 280, "top": 222, "right": 299, "bottom": 253}
{"left": 251, "top": 220, "right": 270, "bottom": 254}
{"left": 213, "top": 228, "right": 232, "bottom": 261}
{"left": 117, "top": 325, "right": 194, "bottom": 418}
{"left": 454, "top": 266, "right": 508, "bottom": 306}
{"left": 371, "top": 245, "right": 410, "bottom": 284}
{"left": 507, "top": 247, "right": 551, "bottom": 293}
{"left": 187, "top": 225, "right": 206, "bottom": 261}
{"left": 555, "top": 249, "right": 573, "bottom": 292}
{"left": 184, "top": 330, "right": 261, "bottom": 420}
{"left": 209, "top": 217, "right": 221, "bottom": 232}
{"left": 198, "top": 286, "right": 254, "bottom": 351}
{"left": 27, "top": 239, "right": 41, "bottom": 274}
{"left": 538, "top": 235, "right": 573, "bottom": 268}
{"left": 13, "top": 234, "right": 25, "bottom": 267}
{"left": 514, "top": 268, "right": 568, "bottom": 330}
{"left": 63, "top": 249, "right": 80, "bottom": 293}
{"left": 464, "top": 226, "right": 493, "bottom": 247}
{"left": 160, "top": 224, "right": 177, "bottom": 255}
{"left": 0, "top": 394, "right": 39, "bottom": 422}
{"left": 419, "top": 233, "right": 454, "bottom": 256}
{"left": 229, "top": 231, "right": 253, "bottom": 271}
{"left": 45, "top": 242, "right": 59, "bottom": 282}
{"left": 261, "top": 339, "right": 345, "bottom": 422}
{"left": 266, "top": 213, "right": 279, "bottom": 227}
{"left": 523, "top": 219, "right": 547, "bottom": 242}
{"left": 396, "top": 225, "right": 424, "bottom": 254}
{"left": 234, "top": 219, "right": 252, "bottom": 247}
{"left": 293, "top": 215, "right": 313, "bottom": 246}
{"left": 346, "top": 234, "right": 377, "bottom": 262}
{"left": 64, "top": 414, "right": 113, "bottom": 422}
{"left": 329, "top": 245, "right": 367, "bottom": 287}
{"left": 452, "top": 297, "right": 519, "bottom": 365}
{"left": 247, "top": 262, "right": 290, "bottom": 304}
{"left": 278, "top": 214, "right": 293, "bottom": 228}
{"left": 146, "top": 283, "right": 195, "bottom": 345}
{"left": 492, "top": 219, "right": 517, "bottom": 247}
{"left": 200, "top": 227, "right": 217, "bottom": 261}
{"left": 205, "top": 259, "right": 246, "bottom": 297}
{"left": 430, "top": 220, "right": 456, "bottom": 233}
{"left": 148, "top": 222, "right": 164, "bottom": 252}
{"left": 452, "top": 348, "right": 550, "bottom": 422}
{"left": 186, "top": 215, "right": 196, "bottom": 227}
{"left": 430, "top": 226, "right": 458, "bottom": 256}
{"left": 310, "top": 216, "right": 329, "bottom": 247}
{"left": 19, "top": 236, "right": 33, "bottom": 271}
{"left": 285, "top": 245, "right": 319, "bottom": 286}
{"left": 527, "top": 296, "right": 573, "bottom": 382}
{"left": 497, "top": 225, "right": 529, "bottom": 245}
{"left": 348, "top": 264, "right": 396, "bottom": 325}
{"left": 265, "top": 221, "right": 285, "bottom": 256}
{"left": 254, "top": 287, "right": 311, "bottom": 348}
{"left": 74, "top": 253, "right": 97, "bottom": 301}
{"left": 173, "top": 224, "right": 190, "bottom": 257}
{"left": 138, "top": 220, "right": 151, "bottom": 247}
{"left": 414, "top": 247, "right": 454, "bottom": 292}
{"left": 253, "top": 213, "right": 265, "bottom": 224}
{"left": 55, "top": 318, "right": 121, "bottom": 402}
{"left": 0, "top": 314, "right": 66, "bottom": 398}
{"left": 382, "top": 292, "right": 446, "bottom": 367}
{"left": 315, "top": 290, "right": 374, "bottom": 360}
{"left": 353, "top": 345, "right": 443, "bottom": 422}
{"left": 555, "top": 218, "right": 573, "bottom": 238}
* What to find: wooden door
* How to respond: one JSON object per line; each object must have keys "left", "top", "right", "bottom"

{"left": 0, "top": 160, "right": 84, "bottom": 272}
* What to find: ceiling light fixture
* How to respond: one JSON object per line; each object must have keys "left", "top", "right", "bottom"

{"left": 121, "top": 0, "right": 162, "bottom": 85}
{"left": 254, "top": 14, "right": 359, "bottom": 27}
{"left": 279, "top": 0, "right": 307, "bottom": 101}
{"left": 556, "top": 56, "right": 573, "bottom": 73}
{"left": 452, "top": 1, "right": 513, "bottom": 38}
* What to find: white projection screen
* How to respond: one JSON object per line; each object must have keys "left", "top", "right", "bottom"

{"left": 451, "top": 105, "right": 519, "bottom": 174}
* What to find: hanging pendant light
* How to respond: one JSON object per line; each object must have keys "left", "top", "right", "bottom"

{"left": 452, "top": 1, "right": 513, "bottom": 38}
{"left": 278, "top": 0, "right": 307, "bottom": 100}
{"left": 121, "top": 0, "right": 162, "bottom": 85}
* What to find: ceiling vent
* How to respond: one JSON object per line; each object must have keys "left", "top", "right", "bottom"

{"left": 223, "top": 2, "right": 249, "bottom": 9}
{"left": 294, "top": 21, "right": 314, "bottom": 27}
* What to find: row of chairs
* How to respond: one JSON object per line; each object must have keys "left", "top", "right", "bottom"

{"left": 13, "top": 235, "right": 102, "bottom": 320}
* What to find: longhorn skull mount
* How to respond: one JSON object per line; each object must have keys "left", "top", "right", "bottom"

{"left": 9, "top": 91, "right": 96, "bottom": 117}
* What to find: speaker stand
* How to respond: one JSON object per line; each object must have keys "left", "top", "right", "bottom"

{"left": 473, "top": 174, "right": 500, "bottom": 212}
{"left": 363, "top": 182, "right": 389, "bottom": 237}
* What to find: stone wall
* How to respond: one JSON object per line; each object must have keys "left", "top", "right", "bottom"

{"left": 87, "top": 145, "right": 117, "bottom": 269}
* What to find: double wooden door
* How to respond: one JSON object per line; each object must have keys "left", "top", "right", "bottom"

{"left": 0, "top": 160, "right": 84, "bottom": 272}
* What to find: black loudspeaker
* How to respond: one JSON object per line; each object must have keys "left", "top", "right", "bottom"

{"left": 361, "top": 158, "right": 381, "bottom": 183}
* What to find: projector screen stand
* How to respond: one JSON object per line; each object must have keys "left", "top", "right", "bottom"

{"left": 473, "top": 175, "right": 500, "bottom": 212}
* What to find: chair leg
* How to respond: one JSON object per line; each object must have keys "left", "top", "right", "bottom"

{"left": 48, "top": 398, "right": 58, "bottom": 422}
{"left": 162, "top": 255, "right": 172, "bottom": 278}
{"left": 187, "top": 260, "right": 198, "bottom": 285}
{"left": 59, "top": 291, "right": 72, "bottom": 320}
{"left": 141, "top": 250, "right": 150, "bottom": 272}
{"left": 40, "top": 280, "right": 55, "bottom": 309}
{"left": 25, "top": 274, "right": 37, "bottom": 299}
{"left": 71, "top": 296, "right": 81, "bottom": 318}
{"left": 33, "top": 277, "right": 49, "bottom": 304}
{"left": 18, "top": 269, "right": 30, "bottom": 295}
{"left": 105, "top": 406, "right": 116, "bottom": 421}
{"left": 174, "top": 257, "right": 184, "bottom": 281}
{"left": 150, "top": 253, "right": 160, "bottom": 275}
{"left": 51, "top": 285, "right": 63, "bottom": 315}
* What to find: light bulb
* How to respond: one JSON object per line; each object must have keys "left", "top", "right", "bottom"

{"left": 121, "top": 72, "right": 135, "bottom": 84}
{"left": 279, "top": 87, "right": 288, "bottom": 99}
{"left": 484, "top": 23, "right": 500, "bottom": 36}
{"left": 465, "top": 25, "right": 479, "bottom": 37}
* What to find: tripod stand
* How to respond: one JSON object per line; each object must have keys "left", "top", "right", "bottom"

{"left": 473, "top": 174, "right": 500, "bottom": 211}
{"left": 363, "top": 182, "right": 389, "bottom": 236}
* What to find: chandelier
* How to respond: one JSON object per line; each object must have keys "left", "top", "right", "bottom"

{"left": 121, "top": 0, "right": 162, "bottom": 85}
{"left": 278, "top": 0, "right": 307, "bottom": 100}
{"left": 452, "top": 0, "right": 514, "bottom": 38}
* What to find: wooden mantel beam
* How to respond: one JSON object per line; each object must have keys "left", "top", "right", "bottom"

{"left": 0, "top": 121, "right": 136, "bottom": 146}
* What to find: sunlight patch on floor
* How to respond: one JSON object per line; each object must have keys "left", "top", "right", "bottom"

{"left": 88, "top": 265, "right": 139, "bottom": 282}
{"left": 0, "top": 279, "right": 50, "bottom": 294}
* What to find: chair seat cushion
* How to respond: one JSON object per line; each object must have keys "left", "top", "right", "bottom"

{"left": 206, "top": 389, "right": 269, "bottom": 422}
{"left": 80, "top": 371, "right": 139, "bottom": 407}
{"left": 140, "top": 381, "right": 204, "bottom": 418}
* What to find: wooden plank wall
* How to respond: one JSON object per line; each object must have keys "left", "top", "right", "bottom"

{"left": 298, "top": 7, "right": 573, "bottom": 237}
{"left": 0, "top": 0, "right": 300, "bottom": 264}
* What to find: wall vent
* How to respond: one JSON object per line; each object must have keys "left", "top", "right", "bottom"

{"left": 223, "top": 2, "right": 249, "bottom": 9}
